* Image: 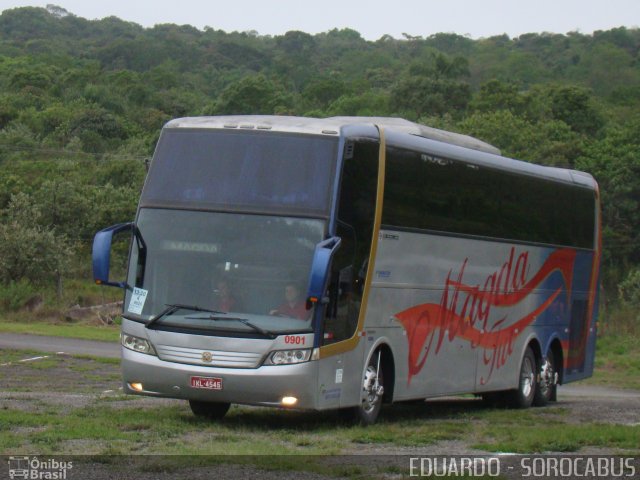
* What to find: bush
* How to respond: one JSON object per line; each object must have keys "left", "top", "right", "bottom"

{"left": 618, "top": 268, "right": 640, "bottom": 307}
{"left": 0, "top": 279, "right": 38, "bottom": 311}
{"left": 0, "top": 192, "right": 72, "bottom": 286}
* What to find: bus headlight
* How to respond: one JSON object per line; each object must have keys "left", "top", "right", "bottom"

{"left": 121, "top": 334, "right": 156, "bottom": 355}
{"left": 265, "top": 349, "right": 312, "bottom": 365}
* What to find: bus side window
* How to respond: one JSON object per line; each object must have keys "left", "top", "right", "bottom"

{"left": 323, "top": 223, "right": 358, "bottom": 343}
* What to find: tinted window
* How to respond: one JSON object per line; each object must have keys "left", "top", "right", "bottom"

{"left": 142, "top": 129, "right": 338, "bottom": 216}
{"left": 323, "top": 140, "right": 379, "bottom": 344}
{"left": 382, "top": 146, "right": 595, "bottom": 248}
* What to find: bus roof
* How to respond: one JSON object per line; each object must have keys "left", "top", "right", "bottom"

{"left": 163, "top": 115, "right": 596, "bottom": 190}
{"left": 164, "top": 115, "right": 501, "bottom": 155}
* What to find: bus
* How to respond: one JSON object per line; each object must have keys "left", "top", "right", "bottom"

{"left": 92, "top": 116, "right": 600, "bottom": 424}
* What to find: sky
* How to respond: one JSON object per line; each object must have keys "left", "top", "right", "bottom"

{"left": 0, "top": 0, "right": 638, "bottom": 40}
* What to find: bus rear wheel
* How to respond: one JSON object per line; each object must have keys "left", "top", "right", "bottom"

{"left": 189, "top": 400, "right": 230, "bottom": 419}
{"left": 534, "top": 352, "right": 557, "bottom": 406}
{"left": 508, "top": 347, "right": 537, "bottom": 408}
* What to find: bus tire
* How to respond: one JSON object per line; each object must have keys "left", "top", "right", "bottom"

{"left": 350, "top": 350, "right": 385, "bottom": 425}
{"left": 188, "top": 400, "right": 230, "bottom": 419}
{"left": 533, "top": 352, "right": 557, "bottom": 407}
{"left": 508, "top": 346, "right": 537, "bottom": 408}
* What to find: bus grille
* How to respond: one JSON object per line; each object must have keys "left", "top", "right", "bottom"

{"left": 155, "top": 345, "right": 263, "bottom": 368}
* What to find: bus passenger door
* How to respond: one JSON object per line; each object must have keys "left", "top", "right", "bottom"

{"left": 317, "top": 137, "right": 380, "bottom": 409}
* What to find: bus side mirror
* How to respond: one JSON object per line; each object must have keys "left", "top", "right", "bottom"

{"left": 306, "top": 236, "right": 342, "bottom": 309}
{"left": 92, "top": 222, "right": 134, "bottom": 288}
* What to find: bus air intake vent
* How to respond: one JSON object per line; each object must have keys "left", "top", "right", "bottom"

{"left": 155, "top": 345, "right": 263, "bottom": 368}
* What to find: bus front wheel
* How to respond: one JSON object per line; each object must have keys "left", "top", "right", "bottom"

{"left": 351, "top": 350, "right": 385, "bottom": 425}
{"left": 189, "top": 400, "right": 230, "bottom": 419}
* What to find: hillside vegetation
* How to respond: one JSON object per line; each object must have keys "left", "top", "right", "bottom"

{"left": 0, "top": 5, "right": 639, "bottom": 320}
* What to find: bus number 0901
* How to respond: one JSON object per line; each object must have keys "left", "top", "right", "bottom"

{"left": 284, "top": 335, "right": 305, "bottom": 345}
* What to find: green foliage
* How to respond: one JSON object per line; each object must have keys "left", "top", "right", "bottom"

{"left": 208, "top": 74, "right": 292, "bottom": 115}
{"left": 392, "top": 75, "right": 471, "bottom": 119}
{"left": 0, "top": 6, "right": 638, "bottom": 307}
{"left": 392, "top": 52, "right": 472, "bottom": 119}
{"left": 326, "top": 90, "right": 391, "bottom": 117}
{"left": 618, "top": 269, "right": 640, "bottom": 307}
{"left": 548, "top": 85, "right": 604, "bottom": 136}
{"left": 0, "top": 278, "right": 37, "bottom": 310}
{"left": 590, "top": 303, "right": 640, "bottom": 389}
{"left": 469, "top": 79, "right": 524, "bottom": 113}
{"left": 456, "top": 110, "right": 583, "bottom": 166}
{"left": 575, "top": 119, "right": 640, "bottom": 270}
{"left": 302, "top": 76, "right": 349, "bottom": 110}
{"left": 0, "top": 192, "right": 72, "bottom": 286}
{"left": 0, "top": 122, "right": 39, "bottom": 161}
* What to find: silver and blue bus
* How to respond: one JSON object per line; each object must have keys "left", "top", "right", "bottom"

{"left": 93, "top": 116, "right": 600, "bottom": 424}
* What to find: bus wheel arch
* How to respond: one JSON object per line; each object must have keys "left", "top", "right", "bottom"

{"left": 550, "top": 339, "right": 564, "bottom": 386}
{"left": 377, "top": 343, "right": 395, "bottom": 404}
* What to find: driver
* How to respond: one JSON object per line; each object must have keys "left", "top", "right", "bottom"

{"left": 269, "top": 283, "right": 308, "bottom": 320}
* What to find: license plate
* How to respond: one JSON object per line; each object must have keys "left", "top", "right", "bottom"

{"left": 190, "top": 376, "right": 223, "bottom": 390}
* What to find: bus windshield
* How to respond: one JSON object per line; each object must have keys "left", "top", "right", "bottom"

{"left": 124, "top": 208, "right": 325, "bottom": 335}
{"left": 141, "top": 128, "right": 338, "bottom": 217}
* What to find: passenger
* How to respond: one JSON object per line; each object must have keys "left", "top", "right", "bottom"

{"left": 214, "top": 280, "right": 236, "bottom": 312}
{"left": 270, "top": 283, "right": 308, "bottom": 320}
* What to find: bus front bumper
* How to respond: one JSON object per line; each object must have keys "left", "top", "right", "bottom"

{"left": 121, "top": 347, "right": 320, "bottom": 409}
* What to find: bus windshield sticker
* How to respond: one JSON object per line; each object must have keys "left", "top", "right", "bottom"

{"left": 128, "top": 287, "right": 149, "bottom": 315}
{"left": 162, "top": 240, "right": 219, "bottom": 253}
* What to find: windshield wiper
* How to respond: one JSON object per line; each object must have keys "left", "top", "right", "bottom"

{"left": 185, "top": 315, "right": 277, "bottom": 339}
{"left": 146, "top": 303, "right": 226, "bottom": 329}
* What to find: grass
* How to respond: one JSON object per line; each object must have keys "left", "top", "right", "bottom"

{"left": 1, "top": 350, "right": 638, "bottom": 478}
{"left": 0, "top": 348, "right": 45, "bottom": 363}
{"left": 0, "top": 303, "right": 638, "bottom": 476}
{"left": 0, "top": 318, "right": 119, "bottom": 342}
{"left": 473, "top": 423, "right": 640, "bottom": 453}
{"left": 4, "top": 395, "right": 638, "bottom": 457}
{"left": 586, "top": 305, "right": 640, "bottom": 390}
{"left": 0, "top": 276, "right": 122, "bottom": 342}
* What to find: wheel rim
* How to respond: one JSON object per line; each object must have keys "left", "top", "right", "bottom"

{"left": 362, "top": 365, "right": 383, "bottom": 414}
{"left": 539, "top": 356, "right": 555, "bottom": 398}
{"left": 520, "top": 356, "right": 535, "bottom": 398}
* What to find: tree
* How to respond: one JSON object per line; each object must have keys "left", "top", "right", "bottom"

{"left": 0, "top": 193, "right": 71, "bottom": 296}
{"left": 392, "top": 76, "right": 471, "bottom": 119}
{"left": 32, "top": 179, "right": 92, "bottom": 241}
{"left": 575, "top": 119, "right": 640, "bottom": 280}
{"left": 391, "top": 52, "right": 472, "bottom": 119}
{"left": 209, "top": 74, "right": 291, "bottom": 115}
{"left": 470, "top": 79, "right": 524, "bottom": 113}
{"left": 275, "top": 30, "right": 316, "bottom": 58}
{"left": 302, "top": 76, "right": 349, "bottom": 110}
{"left": 456, "top": 110, "right": 582, "bottom": 166}
{"left": 326, "top": 90, "right": 391, "bottom": 117}
{"left": 548, "top": 86, "right": 604, "bottom": 136}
